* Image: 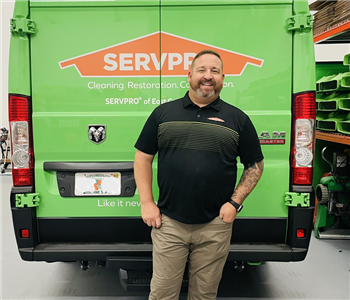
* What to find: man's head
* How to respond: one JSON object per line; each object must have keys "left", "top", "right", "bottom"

{"left": 188, "top": 50, "right": 225, "bottom": 103}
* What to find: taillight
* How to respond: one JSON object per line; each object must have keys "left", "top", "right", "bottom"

{"left": 296, "top": 229, "right": 305, "bottom": 238}
{"left": 20, "top": 229, "right": 30, "bottom": 238}
{"left": 290, "top": 92, "right": 316, "bottom": 185}
{"left": 9, "top": 95, "right": 34, "bottom": 186}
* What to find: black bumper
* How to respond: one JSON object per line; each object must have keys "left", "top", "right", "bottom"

{"left": 11, "top": 186, "right": 313, "bottom": 265}
{"left": 18, "top": 242, "right": 308, "bottom": 265}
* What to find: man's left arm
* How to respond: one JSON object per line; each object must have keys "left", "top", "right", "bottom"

{"left": 220, "top": 159, "right": 264, "bottom": 223}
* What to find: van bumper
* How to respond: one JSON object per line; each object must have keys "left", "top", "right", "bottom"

{"left": 11, "top": 186, "right": 313, "bottom": 265}
{"left": 18, "top": 242, "right": 307, "bottom": 265}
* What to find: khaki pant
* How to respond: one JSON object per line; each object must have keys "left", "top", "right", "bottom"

{"left": 149, "top": 214, "right": 233, "bottom": 300}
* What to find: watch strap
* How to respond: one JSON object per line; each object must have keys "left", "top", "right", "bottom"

{"left": 228, "top": 199, "right": 243, "bottom": 213}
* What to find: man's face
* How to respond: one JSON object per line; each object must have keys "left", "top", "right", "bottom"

{"left": 188, "top": 54, "right": 225, "bottom": 98}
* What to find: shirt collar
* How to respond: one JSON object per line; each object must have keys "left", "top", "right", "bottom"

{"left": 182, "top": 91, "right": 222, "bottom": 112}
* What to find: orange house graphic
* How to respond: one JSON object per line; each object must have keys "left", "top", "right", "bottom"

{"left": 59, "top": 32, "right": 264, "bottom": 77}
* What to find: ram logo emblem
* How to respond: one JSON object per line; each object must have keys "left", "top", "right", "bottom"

{"left": 88, "top": 125, "right": 106, "bottom": 144}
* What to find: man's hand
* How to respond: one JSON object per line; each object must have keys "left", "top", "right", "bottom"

{"left": 219, "top": 202, "right": 237, "bottom": 223}
{"left": 141, "top": 201, "right": 162, "bottom": 228}
{"left": 134, "top": 150, "right": 161, "bottom": 228}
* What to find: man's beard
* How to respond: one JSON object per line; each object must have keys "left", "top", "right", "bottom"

{"left": 190, "top": 80, "right": 222, "bottom": 98}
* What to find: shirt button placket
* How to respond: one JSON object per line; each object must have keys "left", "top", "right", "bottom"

{"left": 197, "top": 108, "right": 201, "bottom": 118}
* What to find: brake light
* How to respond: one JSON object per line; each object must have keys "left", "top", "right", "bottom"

{"left": 290, "top": 92, "right": 316, "bottom": 185}
{"left": 296, "top": 229, "right": 305, "bottom": 238}
{"left": 21, "top": 229, "right": 30, "bottom": 238}
{"left": 9, "top": 95, "right": 34, "bottom": 186}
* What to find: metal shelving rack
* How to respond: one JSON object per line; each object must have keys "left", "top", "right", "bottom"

{"left": 314, "top": 19, "right": 350, "bottom": 44}
{"left": 312, "top": 1, "right": 350, "bottom": 239}
{"left": 315, "top": 131, "right": 350, "bottom": 145}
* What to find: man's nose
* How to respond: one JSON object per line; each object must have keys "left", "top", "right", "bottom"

{"left": 203, "top": 71, "right": 213, "bottom": 80}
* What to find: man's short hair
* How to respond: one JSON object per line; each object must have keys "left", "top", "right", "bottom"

{"left": 191, "top": 49, "right": 223, "bottom": 71}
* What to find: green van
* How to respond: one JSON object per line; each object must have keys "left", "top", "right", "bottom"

{"left": 9, "top": 0, "right": 316, "bottom": 287}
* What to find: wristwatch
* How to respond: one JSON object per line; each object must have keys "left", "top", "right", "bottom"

{"left": 228, "top": 199, "right": 243, "bottom": 213}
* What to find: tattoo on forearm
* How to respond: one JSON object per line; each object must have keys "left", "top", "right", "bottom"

{"left": 244, "top": 160, "right": 264, "bottom": 173}
{"left": 232, "top": 160, "right": 264, "bottom": 202}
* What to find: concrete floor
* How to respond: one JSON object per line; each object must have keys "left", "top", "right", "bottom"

{"left": 1, "top": 172, "right": 349, "bottom": 300}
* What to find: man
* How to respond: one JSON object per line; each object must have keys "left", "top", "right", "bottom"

{"left": 134, "top": 49, "right": 264, "bottom": 300}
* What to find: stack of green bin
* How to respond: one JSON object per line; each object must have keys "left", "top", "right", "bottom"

{"left": 316, "top": 54, "right": 350, "bottom": 135}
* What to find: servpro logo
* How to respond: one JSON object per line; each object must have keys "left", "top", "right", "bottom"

{"left": 59, "top": 32, "right": 264, "bottom": 78}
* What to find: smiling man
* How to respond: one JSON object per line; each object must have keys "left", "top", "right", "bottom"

{"left": 134, "top": 49, "right": 264, "bottom": 300}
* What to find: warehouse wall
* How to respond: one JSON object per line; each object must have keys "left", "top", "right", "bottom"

{"left": 0, "top": 1, "right": 349, "bottom": 132}
{"left": 315, "top": 44, "right": 350, "bottom": 62}
{"left": 1, "top": 0, "right": 15, "bottom": 130}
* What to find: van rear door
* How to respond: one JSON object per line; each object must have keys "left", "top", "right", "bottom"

{"left": 160, "top": 0, "right": 293, "bottom": 237}
{"left": 30, "top": 0, "right": 160, "bottom": 243}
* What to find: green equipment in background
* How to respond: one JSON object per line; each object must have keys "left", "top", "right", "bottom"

{"left": 314, "top": 147, "right": 350, "bottom": 239}
{"left": 316, "top": 53, "right": 350, "bottom": 136}
{"left": 317, "top": 92, "right": 350, "bottom": 112}
{"left": 317, "top": 72, "right": 350, "bottom": 92}
{"left": 316, "top": 112, "right": 350, "bottom": 131}
{"left": 344, "top": 54, "right": 350, "bottom": 66}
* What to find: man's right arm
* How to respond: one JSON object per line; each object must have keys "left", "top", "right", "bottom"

{"left": 134, "top": 149, "right": 161, "bottom": 228}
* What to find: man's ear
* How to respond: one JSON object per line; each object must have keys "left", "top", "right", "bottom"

{"left": 188, "top": 71, "right": 192, "bottom": 83}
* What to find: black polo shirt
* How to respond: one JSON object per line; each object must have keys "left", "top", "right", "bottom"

{"left": 135, "top": 92, "right": 263, "bottom": 224}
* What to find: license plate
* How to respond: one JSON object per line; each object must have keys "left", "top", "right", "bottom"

{"left": 74, "top": 172, "right": 121, "bottom": 196}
